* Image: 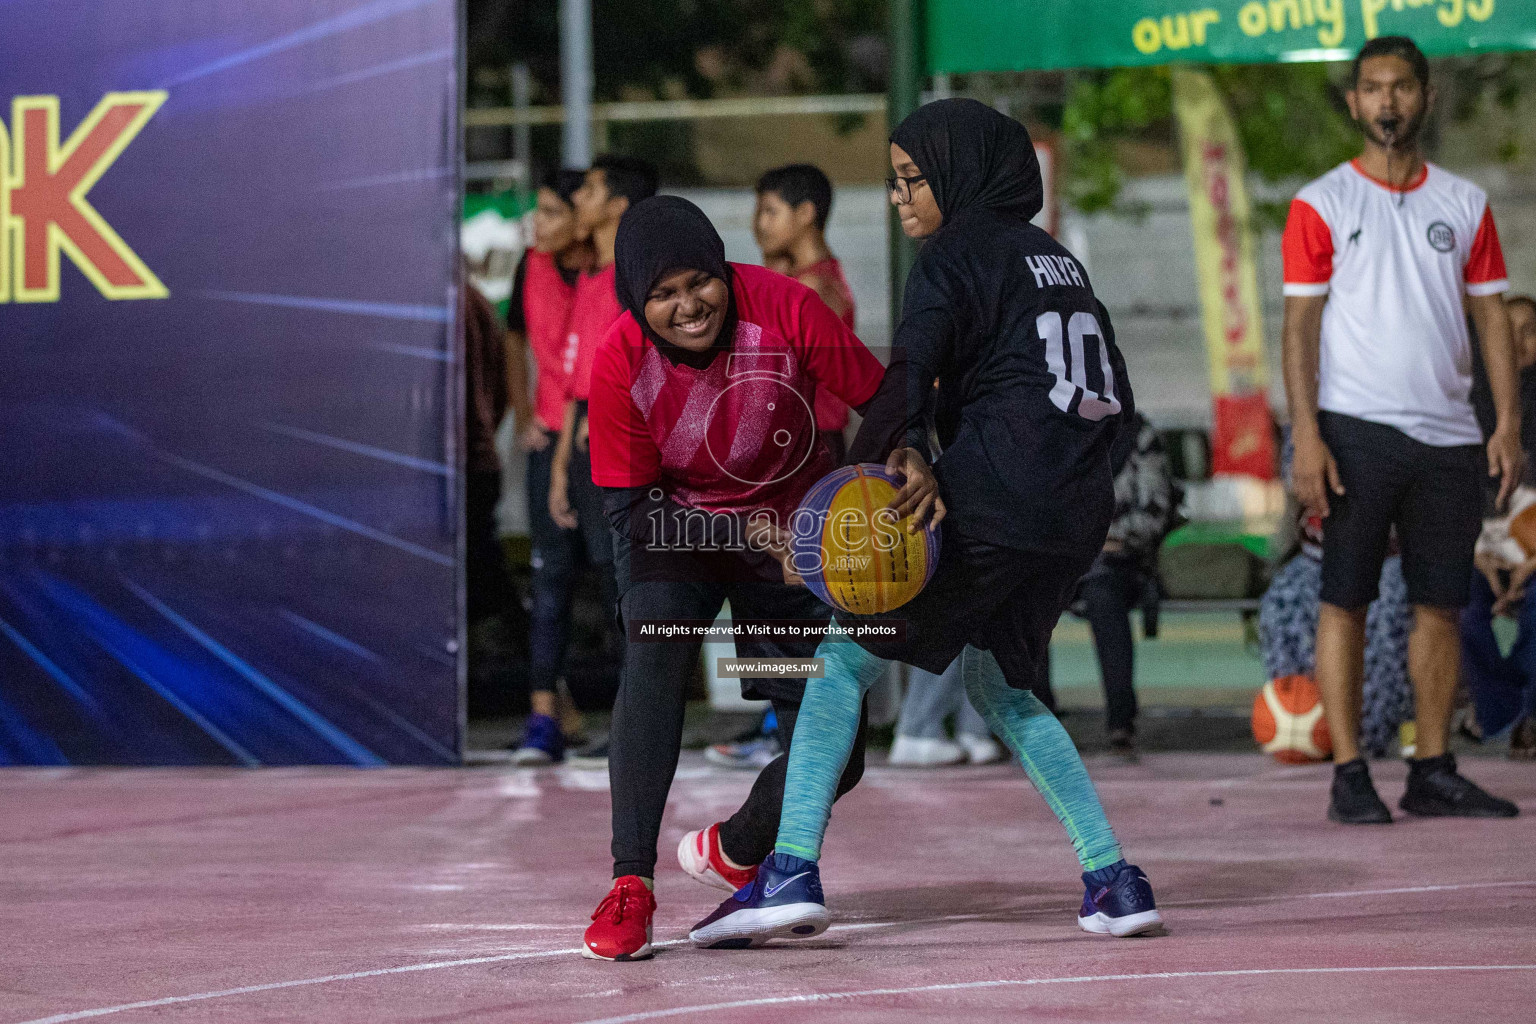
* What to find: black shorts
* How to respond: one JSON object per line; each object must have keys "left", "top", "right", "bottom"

{"left": 1317, "top": 411, "right": 1482, "bottom": 609}
{"left": 835, "top": 523, "right": 1096, "bottom": 693}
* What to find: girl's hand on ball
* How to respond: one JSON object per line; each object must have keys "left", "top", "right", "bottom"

{"left": 885, "top": 447, "right": 946, "bottom": 532}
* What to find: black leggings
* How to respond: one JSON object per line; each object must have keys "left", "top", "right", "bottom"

{"left": 609, "top": 578, "right": 867, "bottom": 879}
{"left": 716, "top": 695, "right": 868, "bottom": 868}
{"left": 526, "top": 439, "right": 619, "bottom": 694}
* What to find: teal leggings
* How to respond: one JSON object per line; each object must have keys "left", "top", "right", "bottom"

{"left": 777, "top": 640, "right": 1123, "bottom": 871}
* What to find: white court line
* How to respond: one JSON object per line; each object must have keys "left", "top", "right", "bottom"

{"left": 3, "top": 943, "right": 629, "bottom": 1024}
{"left": 1163, "top": 878, "right": 1536, "bottom": 908}
{"left": 9, "top": 879, "right": 1533, "bottom": 1024}
{"left": 411, "top": 923, "right": 572, "bottom": 931}
{"left": 567, "top": 965, "right": 1536, "bottom": 1024}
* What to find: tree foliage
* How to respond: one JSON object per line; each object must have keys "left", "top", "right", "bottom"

{"left": 466, "top": 3, "right": 1535, "bottom": 202}
{"left": 467, "top": 0, "right": 885, "bottom": 103}
{"left": 1055, "top": 54, "right": 1535, "bottom": 220}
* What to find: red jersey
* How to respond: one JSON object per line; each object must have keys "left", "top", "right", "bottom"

{"left": 565, "top": 262, "right": 622, "bottom": 402}
{"left": 589, "top": 262, "right": 884, "bottom": 522}
{"left": 521, "top": 250, "right": 579, "bottom": 431}
{"left": 796, "top": 256, "right": 857, "bottom": 433}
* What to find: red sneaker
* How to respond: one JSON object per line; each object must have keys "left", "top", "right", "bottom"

{"left": 676, "top": 823, "right": 759, "bottom": 893}
{"left": 582, "top": 876, "right": 657, "bottom": 961}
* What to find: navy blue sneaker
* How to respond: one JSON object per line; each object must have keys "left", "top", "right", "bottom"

{"left": 510, "top": 713, "right": 564, "bottom": 766}
{"left": 688, "top": 852, "right": 829, "bottom": 948}
{"left": 1077, "top": 862, "right": 1163, "bottom": 937}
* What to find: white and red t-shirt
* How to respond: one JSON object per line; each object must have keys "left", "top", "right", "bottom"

{"left": 521, "top": 250, "right": 579, "bottom": 431}
{"left": 588, "top": 262, "right": 884, "bottom": 522}
{"left": 1282, "top": 159, "right": 1508, "bottom": 446}
{"left": 564, "top": 262, "right": 623, "bottom": 403}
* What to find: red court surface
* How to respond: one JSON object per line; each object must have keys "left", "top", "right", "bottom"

{"left": 2, "top": 753, "right": 1533, "bottom": 1023}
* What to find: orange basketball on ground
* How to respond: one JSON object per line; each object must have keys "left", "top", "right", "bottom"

{"left": 1251, "top": 675, "right": 1332, "bottom": 764}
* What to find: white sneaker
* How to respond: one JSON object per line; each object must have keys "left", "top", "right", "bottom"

{"left": 957, "top": 734, "right": 1005, "bottom": 765}
{"left": 888, "top": 735, "right": 966, "bottom": 767}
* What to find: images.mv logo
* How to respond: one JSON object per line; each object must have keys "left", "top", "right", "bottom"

{"left": 0, "top": 91, "right": 168, "bottom": 303}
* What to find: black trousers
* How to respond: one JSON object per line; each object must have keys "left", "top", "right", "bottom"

{"left": 1077, "top": 553, "right": 1139, "bottom": 733}
{"left": 609, "top": 576, "right": 867, "bottom": 879}
{"left": 526, "top": 436, "right": 620, "bottom": 694}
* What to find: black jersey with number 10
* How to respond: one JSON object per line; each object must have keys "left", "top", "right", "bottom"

{"left": 852, "top": 206, "right": 1134, "bottom": 558}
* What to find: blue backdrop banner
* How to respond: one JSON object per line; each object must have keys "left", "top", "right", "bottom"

{"left": 0, "top": 1, "right": 462, "bottom": 765}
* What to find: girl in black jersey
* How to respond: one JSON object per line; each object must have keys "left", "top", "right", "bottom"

{"left": 691, "top": 99, "right": 1164, "bottom": 950}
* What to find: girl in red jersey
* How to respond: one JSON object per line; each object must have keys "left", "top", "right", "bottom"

{"left": 577, "top": 195, "right": 938, "bottom": 961}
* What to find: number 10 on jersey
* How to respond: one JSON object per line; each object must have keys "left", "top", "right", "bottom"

{"left": 1037, "top": 311, "right": 1121, "bottom": 422}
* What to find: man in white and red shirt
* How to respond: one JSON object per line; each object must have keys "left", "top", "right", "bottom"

{"left": 1281, "top": 36, "right": 1521, "bottom": 825}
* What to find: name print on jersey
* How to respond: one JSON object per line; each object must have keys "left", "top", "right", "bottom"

{"left": 1025, "top": 253, "right": 1086, "bottom": 289}
{"left": 1, "top": 91, "right": 169, "bottom": 303}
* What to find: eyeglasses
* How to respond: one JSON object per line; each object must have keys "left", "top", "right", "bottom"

{"left": 886, "top": 174, "right": 928, "bottom": 205}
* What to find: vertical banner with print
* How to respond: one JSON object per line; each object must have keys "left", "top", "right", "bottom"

{"left": 0, "top": 1, "right": 462, "bottom": 764}
{"left": 1172, "top": 67, "right": 1277, "bottom": 480}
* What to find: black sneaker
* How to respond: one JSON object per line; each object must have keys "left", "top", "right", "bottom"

{"left": 1400, "top": 753, "right": 1519, "bottom": 818}
{"left": 1328, "top": 758, "right": 1392, "bottom": 824}
{"left": 1107, "top": 727, "right": 1138, "bottom": 761}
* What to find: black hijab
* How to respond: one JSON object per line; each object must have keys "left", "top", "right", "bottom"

{"left": 889, "top": 98, "right": 1043, "bottom": 224}
{"left": 614, "top": 195, "right": 736, "bottom": 367}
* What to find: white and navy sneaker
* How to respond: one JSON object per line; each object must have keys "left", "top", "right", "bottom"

{"left": 688, "top": 852, "right": 829, "bottom": 949}
{"left": 1077, "top": 862, "right": 1164, "bottom": 937}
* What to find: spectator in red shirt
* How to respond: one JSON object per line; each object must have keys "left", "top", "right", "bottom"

{"left": 753, "top": 163, "right": 858, "bottom": 462}
{"left": 578, "top": 196, "right": 920, "bottom": 962}
{"left": 548, "top": 156, "right": 659, "bottom": 534}
{"left": 505, "top": 169, "right": 599, "bottom": 765}
{"left": 545, "top": 156, "right": 658, "bottom": 767}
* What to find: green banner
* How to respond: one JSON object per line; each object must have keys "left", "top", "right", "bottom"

{"left": 928, "top": 0, "right": 1536, "bottom": 73}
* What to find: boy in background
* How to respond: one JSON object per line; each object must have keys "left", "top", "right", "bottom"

{"left": 507, "top": 169, "right": 593, "bottom": 764}
{"left": 704, "top": 165, "right": 864, "bottom": 772}
{"left": 754, "top": 164, "right": 857, "bottom": 461}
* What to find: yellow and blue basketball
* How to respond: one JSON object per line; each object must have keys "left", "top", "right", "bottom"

{"left": 789, "top": 463, "right": 940, "bottom": 615}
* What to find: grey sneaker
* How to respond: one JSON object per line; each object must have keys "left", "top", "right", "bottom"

{"left": 567, "top": 737, "right": 609, "bottom": 769}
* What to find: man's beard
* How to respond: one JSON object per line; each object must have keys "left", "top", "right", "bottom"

{"left": 1358, "top": 107, "right": 1424, "bottom": 151}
